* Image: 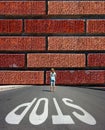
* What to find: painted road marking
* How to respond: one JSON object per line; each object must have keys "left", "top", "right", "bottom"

{"left": 29, "top": 98, "right": 48, "bottom": 125}
{"left": 52, "top": 98, "right": 74, "bottom": 124}
{"left": 62, "top": 98, "right": 96, "bottom": 125}
{"left": 5, "top": 98, "right": 37, "bottom": 124}
{"left": 5, "top": 98, "right": 96, "bottom": 125}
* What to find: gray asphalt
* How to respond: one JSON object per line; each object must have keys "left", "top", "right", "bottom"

{"left": 0, "top": 86, "right": 105, "bottom": 130}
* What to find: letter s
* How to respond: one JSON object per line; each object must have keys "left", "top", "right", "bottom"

{"left": 62, "top": 98, "right": 96, "bottom": 125}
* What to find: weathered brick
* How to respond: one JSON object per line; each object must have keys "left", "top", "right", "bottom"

{"left": 27, "top": 54, "right": 85, "bottom": 68}
{"left": 48, "top": 37, "right": 105, "bottom": 51}
{"left": 48, "top": 1, "right": 105, "bottom": 15}
{"left": 0, "top": 71, "right": 44, "bottom": 84}
{"left": 46, "top": 70, "right": 105, "bottom": 85}
{"left": 0, "top": 54, "right": 25, "bottom": 68}
{"left": 0, "top": 1, "right": 45, "bottom": 15}
{"left": 0, "top": 20, "right": 22, "bottom": 34}
{"left": 87, "top": 20, "right": 105, "bottom": 34}
{"left": 25, "top": 20, "right": 85, "bottom": 34}
{"left": 88, "top": 54, "right": 105, "bottom": 67}
{"left": 0, "top": 37, "right": 46, "bottom": 51}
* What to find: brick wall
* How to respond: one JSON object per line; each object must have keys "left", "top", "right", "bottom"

{"left": 0, "top": 0, "right": 105, "bottom": 86}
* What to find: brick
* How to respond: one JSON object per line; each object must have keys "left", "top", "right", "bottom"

{"left": 25, "top": 20, "right": 85, "bottom": 34}
{"left": 88, "top": 54, "right": 105, "bottom": 67}
{"left": 0, "top": 1, "right": 45, "bottom": 15}
{"left": 87, "top": 20, "right": 105, "bottom": 34}
{"left": 27, "top": 54, "right": 85, "bottom": 68}
{"left": 0, "top": 54, "right": 25, "bottom": 68}
{"left": 46, "top": 70, "right": 105, "bottom": 85}
{"left": 48, "top": 37, "right": 105, "bottom": 51}
{"left": 0, "top": 37, "right": 46, "bottom": 51}
{"left": 0, "top": 20, "right": 22, "bottom": 34}
{"left": 0, "top": 71, "right": 44, "bottom": 84}
{"left": 48, "top": 1, "right": 105, "bottom": 15}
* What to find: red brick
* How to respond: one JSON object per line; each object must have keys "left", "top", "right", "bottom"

{"left": 87, "top": 20, "right": 105, "bottom": 34}
{"left": 0, "top": 37, "right": 46, "bottom": 51}
{"left": 27, "top": 54, "right": 85, "bottom": 68}
{"left": 48, "top": 37, "right": 105, "bottom": 51}
{"left": 46, "top": 70, "right": 105, "bottom": 85}
{"left": 88, "top": 54, "right": 105, "bottom": 67}
{"left": 0, "top": 20, "right": 22, "bottom": 34}
{"left": 0, "top": 1, "right": 45, "bottom": 15}
{"left": 0, "top": 54, "right": 25, "bottom": 68}
{"left": 48, "top": 1, "right": 105, "bottom": 15}
{"left": 25, "top": 20, "right": 85, "bottom": 34}
{"left": 0, "top": 71, "right": 44, "bottom": 84}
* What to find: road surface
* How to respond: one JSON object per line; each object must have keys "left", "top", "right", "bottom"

{"left": 0, "top": 86, "right": 105, "bottom": 130}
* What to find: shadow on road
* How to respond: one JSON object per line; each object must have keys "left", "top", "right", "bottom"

{"left": 42, "top": 89, "right": 51, "bottom": 92}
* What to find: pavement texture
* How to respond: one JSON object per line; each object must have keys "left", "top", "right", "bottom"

{"left": 0, "top": 85, "right": 105, "bottom": 92}
{"left": 0, "top": 85, "right": 30, "bottom": 92}
{"left": 0, "top": 85, "right": 105, "bottom": 130}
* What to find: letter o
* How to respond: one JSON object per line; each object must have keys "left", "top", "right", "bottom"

{"left": 29, "top": 98, "right": 48, "bottom": 125}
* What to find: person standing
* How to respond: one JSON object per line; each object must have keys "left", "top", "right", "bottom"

{"left": 50, "top": 68, "right": 56, "bottom": 92}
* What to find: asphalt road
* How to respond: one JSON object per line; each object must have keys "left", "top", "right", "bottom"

{"left": 0, "top": 86, "right": 105, "bottom": 130}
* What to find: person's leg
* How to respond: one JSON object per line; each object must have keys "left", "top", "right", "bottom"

{"left": 50, "top": 82, "right": 53, "bottom": 91}
{"left": 53, "top": 81, "right": 56, "bottom": 92}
